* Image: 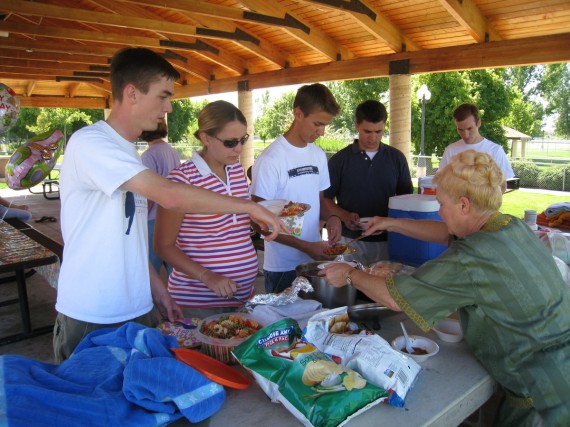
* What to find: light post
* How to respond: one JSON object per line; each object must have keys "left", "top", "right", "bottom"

{"left": 416, "top": 84, "right": 431, "bottom": 178}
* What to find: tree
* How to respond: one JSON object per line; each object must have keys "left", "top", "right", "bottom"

{"left": 539, "top": 63, "right": 570, "bottom": 137}
{"left": 326, "top": 78, "right": 389, "bottom": 135}
{"left": 253, "top": 91, "right": 295, "bottom": 142}
{"left": 28, "top": 108, "right": 103, "bottom": 142}
{"left": 169, "top": 98, "right": 208, "bottom": 143}
{"left": 502, "top": 88, "right": 544, "bottom": 137}
{"left": 505, "top": 66, "right": 543, "bottom": 102}
{"left": 5, "top": 107, "right": 41, "bottom": 141}
{"left": 411, "top": 72, "right": 471, "bottom": 157}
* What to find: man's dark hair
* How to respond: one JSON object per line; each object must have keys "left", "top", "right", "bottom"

{"left": 453, "top": 103, "right": 480, "bottom": 122}
{"left": 140, "top": 121, "right": 168, "bottom": 142}
{"left": 355, "top": 100, "right": 388, "bottom": 124}
{"left": 110, "top": 48, "right": 180, "bottom": 102}
{"left": 293, "top": 83, "right": 340, "bottom": 117}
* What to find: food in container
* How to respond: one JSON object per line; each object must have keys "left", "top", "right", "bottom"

{"left": 195, "top": 313, "right": 262, "bottom": 364}
{"left": 296, "top": 261, "right": 357, "bottom": 308}
{"left": 366, "top": 261, "right": 415, "bottom": 277}
{"left": 391, "top": 335, "right": 439, "bottom": 363}
{"left": 260, "top": 200, "right": 309, "bottom": 236}
{"left": 279, "top": 201, "right": 310, "bottom": 217}
{"left": 323, "top": 243, "right": 357, "bottom": 256}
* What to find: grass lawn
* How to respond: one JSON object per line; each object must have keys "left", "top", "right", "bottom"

{"left": 501, "top": 190, "right": 568, "bottom": 218}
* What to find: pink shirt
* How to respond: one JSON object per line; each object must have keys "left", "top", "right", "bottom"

{"left": 166, "top": 154, "right": 257, "bottom": 307}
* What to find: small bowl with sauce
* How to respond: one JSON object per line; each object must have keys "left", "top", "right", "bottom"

{"left": 391, "top": 335, "right": 439, "bottom": 363}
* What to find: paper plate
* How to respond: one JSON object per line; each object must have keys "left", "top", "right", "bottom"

{"left": 172, "top": 348, "right": 251, "bottom": 389}
{"left": 317, "top": 261, "right": 357, "bottom": 269}
{"left": 279, "top": 202, "right": 311, "bottom": 217}
{"left": 157, "top": 318, "right": 200, "bottom": 348}
{"left": 323, "top": 244, "right": 357, "bottom": 256}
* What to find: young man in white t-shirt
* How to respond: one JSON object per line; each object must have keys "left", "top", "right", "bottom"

{"left": 440, "top": 103, "right": 515, "bottom": 186}
{"left": 251, "top": 83, "right": 340, "bottom": 293}
{"left": 54, "top": 47, "right": 283, "bottom": 362}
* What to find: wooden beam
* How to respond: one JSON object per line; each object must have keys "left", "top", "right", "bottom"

{"left": 19, "top": 96, "right": 108, "bottom": 109}
{"left": 239, "top": 0, "right": 353, "bottom": 62}
{"left": 174, "top": 33, "right": 570, "bottom": 98}
{"left": 299, "top": 0, "right": 419, "bottom": 52}
{"left": 25, "top": 80, "right": 36, "bottom": 97}
{"left": 437, "top": 0, "right": 501, "bottom": 42}
{"left": 4, "top": 0, "right": 251, "bottom": 74}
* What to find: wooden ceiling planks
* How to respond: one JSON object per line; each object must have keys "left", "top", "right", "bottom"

{"left": 0, "top": 0, "right": 568, "bottom": 108}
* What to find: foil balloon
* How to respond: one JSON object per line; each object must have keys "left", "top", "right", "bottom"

{"left": 5, "top": 129, "right": 65, "bottom": 190}
{"left": 0, "top": 83, "right": 21, "bottom": 134}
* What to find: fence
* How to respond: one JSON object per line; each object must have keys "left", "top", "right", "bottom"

{"left": 408, "top": 155, "right": 570, "bottom": 192}
{"left": 136, "top": 143, "right": 570, "bottom": 193}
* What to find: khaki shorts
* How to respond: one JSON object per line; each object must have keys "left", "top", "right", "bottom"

{"left": 53, "top": 310, "right": 158, "bottom": 364}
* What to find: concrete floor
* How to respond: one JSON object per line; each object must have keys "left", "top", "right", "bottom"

{"left": 0, "top": 187, "right": 62, "bottom": 362}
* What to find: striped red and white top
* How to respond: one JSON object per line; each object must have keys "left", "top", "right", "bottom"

{"left": 166, "top": 154, "right": 257, "bottom": 308}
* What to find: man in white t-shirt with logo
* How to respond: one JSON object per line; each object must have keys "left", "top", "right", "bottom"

{"left": 440, "top": 103, "right": 515, "bottom": 190}
{"left": 251, "top": 84, "right": 340, "bottom": 293}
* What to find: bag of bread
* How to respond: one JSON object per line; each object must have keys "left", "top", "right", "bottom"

{"left": 232, "top": 318, "right": 388, "bottom": 427}
{"left": 304, "top": 307, "right": 421, "bottom": 407}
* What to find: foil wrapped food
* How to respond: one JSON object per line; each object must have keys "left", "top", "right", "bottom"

{"left": 245, "top": 276, "right": 314, "bottom": 309}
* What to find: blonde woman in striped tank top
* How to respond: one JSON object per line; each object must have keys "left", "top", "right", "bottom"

{"left": 154, "top": 101, "right": 257, "bottom": 319}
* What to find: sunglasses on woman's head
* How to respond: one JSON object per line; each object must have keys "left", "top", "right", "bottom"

{"left": 211, "top": 133, "right": 249, "bottom": 148}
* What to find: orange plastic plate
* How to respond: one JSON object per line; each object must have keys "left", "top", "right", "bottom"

{"left": 172, "top": 348, "right": 250, "bottom": 390}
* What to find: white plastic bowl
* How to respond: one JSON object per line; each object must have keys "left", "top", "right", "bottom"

{"left": 258, "top": 199, "right": 288, "bottom": 215}
{"left": 391, "top": 335, "right": 439, "bottom": 363}
{"left": 433, "top": 318, "right": 463, "bottom": 343}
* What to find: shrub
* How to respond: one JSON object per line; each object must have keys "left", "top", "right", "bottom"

{"left": 512, "top": 161, "right": 541, "bottom": 188}
{"left": 538, "top": 166, "right": 565, "bottom": 191}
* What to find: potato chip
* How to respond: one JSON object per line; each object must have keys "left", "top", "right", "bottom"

{"left": 343, "top": 371, "right": 367, "bottom": 391}
{"left": 302, "top": 360, "right": 343, "bottom": 386}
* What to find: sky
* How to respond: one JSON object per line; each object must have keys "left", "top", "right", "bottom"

{"left": 192, "top": 83, "right": 302, "bottom": 119}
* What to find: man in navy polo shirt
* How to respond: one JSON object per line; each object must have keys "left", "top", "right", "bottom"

{"left": 323, "top": 100, "right": 413, "bottom": 265}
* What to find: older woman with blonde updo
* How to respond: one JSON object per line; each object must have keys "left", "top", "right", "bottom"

{"left": 321, "top": 150, "right": 570, "bottom": 425}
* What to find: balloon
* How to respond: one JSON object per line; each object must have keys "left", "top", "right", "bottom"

{"left": 5, "top": 129, "right": 65, "bottom": 190}
{"left": 0, "top": 83, "right": 21, "bottom": 134}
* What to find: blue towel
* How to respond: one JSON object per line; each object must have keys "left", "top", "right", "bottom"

{"left": 0, "top": 322, "right": 225, "bottom": 426}
{"left": 545, "top": 202, "right": 570, "bottom": 217}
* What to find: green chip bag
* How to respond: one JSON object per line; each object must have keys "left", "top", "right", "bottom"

{"left": 232, "top": 318, "right": 388, "bottom": 427}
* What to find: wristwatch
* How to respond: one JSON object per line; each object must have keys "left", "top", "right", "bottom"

{"left": 345, "top": 268, "right": 356, "bottom": 286}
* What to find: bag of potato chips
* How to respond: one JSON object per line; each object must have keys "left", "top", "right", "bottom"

{"left": 232, "top": 318, "right": 388, "bottom": 427}
{"left": 304, "top": 307, "right": 421, "bottom": 407}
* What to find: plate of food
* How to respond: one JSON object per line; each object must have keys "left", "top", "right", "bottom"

{"left": 323, "top": 243, "right": 357, "bottom": 256}
{"left": 279, "top": 201, "right": 311, "bottom": 217}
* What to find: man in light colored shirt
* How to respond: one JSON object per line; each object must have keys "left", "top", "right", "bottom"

{"left": 440, "top": 103, "right": 515, "bottom": 185}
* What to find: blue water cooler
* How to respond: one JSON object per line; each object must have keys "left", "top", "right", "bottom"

{"left": 388, "top": 194, "right": 447, "bottom": 267}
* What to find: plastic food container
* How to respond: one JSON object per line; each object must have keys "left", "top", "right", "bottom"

{"left": 366, "top": 261, "right": 416, "bottom": 277}
{"left": 195, "top": 313, "right": 262, "bottom": 364}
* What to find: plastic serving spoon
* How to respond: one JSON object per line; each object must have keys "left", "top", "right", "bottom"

{"left": 400, "top": 321, "right": 415, "bottom": 354}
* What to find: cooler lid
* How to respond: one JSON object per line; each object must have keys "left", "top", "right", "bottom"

{"left": 388, "top": 194, "right": 441, "bottom": 212}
